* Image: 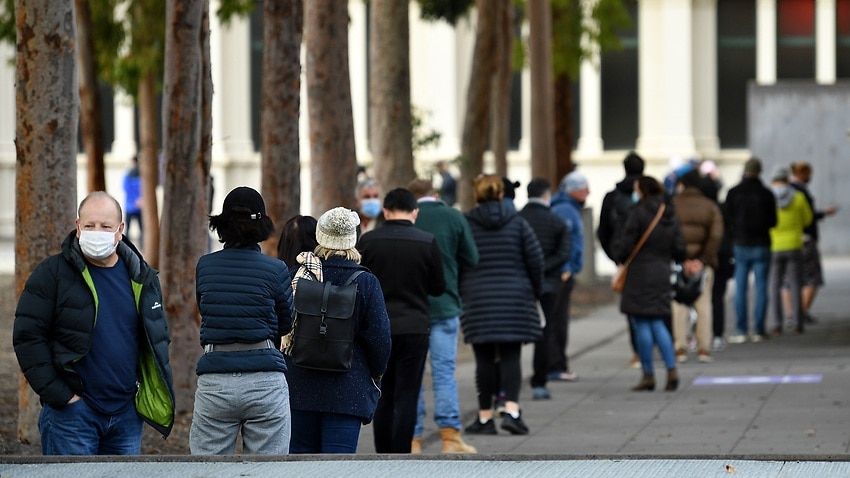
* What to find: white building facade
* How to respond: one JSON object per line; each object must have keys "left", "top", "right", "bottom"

{"left": 1, "top": 0, "right": 848, "bottom": 270}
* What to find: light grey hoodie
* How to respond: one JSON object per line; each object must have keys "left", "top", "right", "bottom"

{"left": 772, "top": 183, "right": 795, "bottom": 209}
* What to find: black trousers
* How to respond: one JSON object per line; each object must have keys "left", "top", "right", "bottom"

{"left": 373, "top": 333, "right": 429, "bottom": 453}
{"left": 473, "top": 341, "right": 522, "bottom": 408}
{"left": 546, "top": 277, "right": 574, "bottom": 373}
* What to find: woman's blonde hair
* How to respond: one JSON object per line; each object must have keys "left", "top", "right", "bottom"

{"left": 473, "top": 174, "right": 504, "bottom": 204}
{"left": 314, "top": 244, "right": 362, "bottom": 264}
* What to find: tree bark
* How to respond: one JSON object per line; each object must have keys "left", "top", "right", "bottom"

{"left": 161, "top": 0, "right": 210, "bottom": 414}
{"left": 490, "top": 0, "right": 512, "bottom": 178}
{"left": 369, "top": 0, "right": 415, "bottom": 193}
{"left": 459, "top": 1, "right": 498, "bottom": 211}
{"left": 529, "top": 0, "right": 557, "bottom": 186}
{"left": 305, "top": 0, "right": 358, "bottom": 215}
{"left": 138, "top": 70, "right": 161, "bottom": 267}
{"left": 74, "top": 0, "right": 106, "bottom": 193}
{"left": 261, "top": 0, "right": 303, "bottom": 256}
{"left": 14, "top": 0, "right": 79, "bottom": 445}
{"left": 553, "top": 73, "right": 574, "bottom": 181}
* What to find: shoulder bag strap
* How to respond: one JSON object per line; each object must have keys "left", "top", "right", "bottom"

{"left": 623, "top": 203, "right": 666, "bottom": 267}
{"left": 344, "top": 270, "right": 365, "bottom": 285}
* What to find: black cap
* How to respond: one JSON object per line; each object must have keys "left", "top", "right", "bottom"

{"left": 222, "top": 186, "right": 266, "bottom": 220}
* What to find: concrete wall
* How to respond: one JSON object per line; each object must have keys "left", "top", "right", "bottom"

{"left": 748, "top": 81, "right": 850, "bottom": 255}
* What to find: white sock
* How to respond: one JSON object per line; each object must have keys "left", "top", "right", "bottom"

{"left": 507, "top": 410, "right": 520, "bottom": 419}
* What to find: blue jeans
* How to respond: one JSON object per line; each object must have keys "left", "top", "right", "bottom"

{"left": 733, "top": 245, "right": 771, "bottom": 335}
{"left": 189, "top": 371, "right": 291, "bottom": 455}
{"left": 629, "top": 316, "right": 676, "bottom": 375}
{"left": 290, "top": 410, "right": 362, "bottom": 453}
{"left": 414, "top": 317, "right": 462, "bottom": 437}
{"left": 39, "top": 398, "right": 143, "bottom": 455}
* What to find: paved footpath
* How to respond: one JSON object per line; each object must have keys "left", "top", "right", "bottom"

{"left": 1, "top": 248, "right": 848, "bottom": 476}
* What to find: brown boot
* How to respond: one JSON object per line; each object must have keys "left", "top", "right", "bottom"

{"left": 631, "top": 373, "right": 655, "bottom": 391}
{"left": 440, "top": 427, "right": 477, "bottom": 453}
{"left": 665, "top": 367, "right": 680, "bottom": 391}
{"left": 411, "top": 437, "right": 422, "bottom": 454}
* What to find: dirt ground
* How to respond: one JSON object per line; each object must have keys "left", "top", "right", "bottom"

{"left": 0, "top": 274, "right": 614, "bottom": 455}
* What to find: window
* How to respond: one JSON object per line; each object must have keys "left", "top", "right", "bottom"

{"left": 839, "top": 0, "right": 850, "bottom": 78}
{"left": 717, "top": 0, "right": 756, "bottom": 148}
{"left": 600, "top": 1, "right": 638, "bottom": 150}
{"left": 777, "top": 0, "right": 815, "bottom": 79}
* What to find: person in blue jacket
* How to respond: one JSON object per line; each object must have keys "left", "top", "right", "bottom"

{"left": 191, "top": 186, "right": 294, "bottom": 455}
{"left": 547, "top": 171, "right": 590, "bottom": 382}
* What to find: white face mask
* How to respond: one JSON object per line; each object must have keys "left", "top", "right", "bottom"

{"left": 79, "top": 229, "right": 118, "bottom": 260}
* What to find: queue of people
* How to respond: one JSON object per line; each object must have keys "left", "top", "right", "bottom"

{"left": 12, "top": 153, "right": 835, "bottom": 456}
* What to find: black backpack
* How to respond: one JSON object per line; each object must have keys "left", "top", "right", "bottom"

{"left": 289, "top": 270, "right": 364, "bottom": 372}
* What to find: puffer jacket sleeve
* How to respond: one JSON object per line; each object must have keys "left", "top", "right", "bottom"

{"left": 274, "top": 265, "right": 295, "bottom": 340}
{"left": 13, "top": 260, "right": 75, "bottom": 406}
{"left": 519, "top": 218, "right": 545, "bottom": 299}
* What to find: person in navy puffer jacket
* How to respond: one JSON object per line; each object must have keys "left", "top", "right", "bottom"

{"left": 191, "top": 187, "right": 294, "bottom": 455}
{"left": 461, "top": 174, "right": 544, "bottom": 437}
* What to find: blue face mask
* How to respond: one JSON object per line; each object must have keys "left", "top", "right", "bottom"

{"left": 360, "top": 198, "right": 382, "bottom": 219}
{"left": 631, "top": 191, "right": 640, "bottom": 204}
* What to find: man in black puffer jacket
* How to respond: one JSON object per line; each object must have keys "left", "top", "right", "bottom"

{"left": 14, "top": 191, "right": 175, "bottom": 455}
{"left": 519, "top": 178, "right": 571, "bottom": 401}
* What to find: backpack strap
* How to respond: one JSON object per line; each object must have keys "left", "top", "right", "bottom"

{"left": 344, "top": 270, "right": 365, "bottom": 285}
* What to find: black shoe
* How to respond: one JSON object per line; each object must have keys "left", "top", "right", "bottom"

{"left": 500, "top": 413, "right": 529, "bottom": 435}
{"left": 465, "top": 418, "right": 497, "bottom": 435}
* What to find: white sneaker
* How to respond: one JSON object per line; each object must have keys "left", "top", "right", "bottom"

{"left": 712, "top": 337, "right": 726, "bottom": 351}
{"left": 749, "top": 334, "right": 764, "bottom": 343}
{"left": 727, "top": 334, "right": 747, "bottom": 344}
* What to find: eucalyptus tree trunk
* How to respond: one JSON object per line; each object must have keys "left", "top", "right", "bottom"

{"left": 138, "top": 70, "right": 161, "bottom": 266}
{"left": 459, "top": 0, "right": 498, "bottom": 211}
{"left": 369, "top": 0, "right": 415, "bottom": 193}
{"left": 14, "top": 0, "right": 78, "bottom": 445}
{"left": 490, "top": 0, "right": 513, "bottom": 178}
{"left": 261, "top": 0, "right": 303, "bottom": 256}
{"left": 74, "top": 0, "right": 106, "bottom": 192}
{"left": 161, "top": 0, "right": 211, "bottom": 413}
{"left": 529, "top": 0, "right": 557, "bottom": 186}
{"left": 305, "top": 0, "right": 358, "bottom": 215}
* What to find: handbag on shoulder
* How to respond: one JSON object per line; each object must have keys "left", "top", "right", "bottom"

{"left": 611, "top": 204, "right": 666, "bottom": 292}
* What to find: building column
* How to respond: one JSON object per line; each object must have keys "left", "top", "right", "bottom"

{"left": 575, "top": 1, "right": 603, "bottom": 159}
{"left": 816, "top": 0, "right": 837, "bottom": 84}
{"left": 692, "top": 0, "right": 719, "bottom": 156}
{"left": 210, "top": 1, "right": 255, "bottom": 162}
{"left": 756, "top": 0, "right": 777, "bottom": 84}
{"left": 410, "top": 2, "right": 461, "bottom": 162}
{"left": 636, "top": 0, "right": 697, "bottom": 159}
{"left": 348, "top": 0, "right": 370, "bottom": 161}
{"left": 111, "top": 93, "right": 137, "bottom": 161}
{"left": 575, "top": 60, "right": 603, "bottom": 158}
{"left": 0, "top": 42, "right": 15, "bottom": 238}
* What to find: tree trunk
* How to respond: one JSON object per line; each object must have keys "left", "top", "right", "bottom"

{"left": 305, "top": 0, "right": 358, "bottom": 215}
{"left": 369, "top": 0, "right": 415, "bottom": 193}
{"left": 261, "top": 0, "right": 303, "bottom": 256}
{"left": 490, "top": 0, "right": 512, "bottom": 178}
{"left": 138, "top": 71, "right": 161, "bottom": 267}
{"left": 14, "top": 0, "right": 78, "bottom": 445}
{"left": 74, "top": 0, "right": 106, "bottom": 193}
{"left": 529, "top": 0, "right": 557, "bottom": 186}
{"left": 161, "top": 0, "right": 210, "bottom": 414}
{"left": 459, "top": 0, "right": 498, "bottom": 211}
{"left": 553, "top": 73, "right": 574, "bottom": 181}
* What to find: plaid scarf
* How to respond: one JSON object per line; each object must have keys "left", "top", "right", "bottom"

{"left": 291, "top": 251, "right": 323, "bottom": 294}
{"left": 283, "top": 251, "right": 323, "bottom": 354}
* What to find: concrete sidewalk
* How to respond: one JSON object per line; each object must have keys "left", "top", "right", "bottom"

{"left": 1, "top": 244, "right": 849, "bottom": 476}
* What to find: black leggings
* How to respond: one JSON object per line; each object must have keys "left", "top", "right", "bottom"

{"left": 472, "top": 342, "right": 522, "bottom": 410}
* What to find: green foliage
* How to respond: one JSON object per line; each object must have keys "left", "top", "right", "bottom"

{"left": 217, "top": 0, "right": 255, "bottom": 27}
{"left": 551, "top": 0, "right": 632, "bottom": 80}
{"left": 411, "top": 105, "right": 442, "bottom": 155}
{"left": 0, "top": 0, "right": 14, "bottom": 45}
{"left": 415, "top": 0, "right": 474, "bottom": 26}
{"left": 512, "top": 0, "right": 632, "bottom": 81}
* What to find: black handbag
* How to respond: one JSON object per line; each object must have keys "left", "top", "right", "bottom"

{"left": 290, "top": 270, "right": 364, "bottom": 372}
{"left": 673, "top": 265, "right": 704, "bottom": 305}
